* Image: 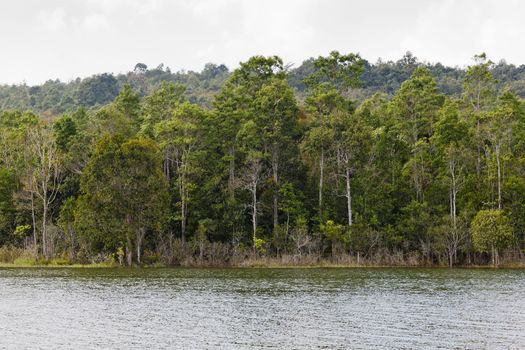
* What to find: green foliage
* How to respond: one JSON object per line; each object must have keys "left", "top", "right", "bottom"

{"left": 304, "top": 51, "right": 365, "bottom": 91}
{"left": 75, "top": 135, "right": 169, "bottom": 264}
{"left": 0, "top": 169, "right": 17, "bottom": 243}
{"left": 0, "top": 53, "right": 524, "bottom": 266}
{"left": 471, "top": 209, "right": 513, "bottom": 254}
{"left": 77, "top": 73, "right": 119, "bottom": 107}
{"left": 321, "top": 220, "right": 347, "bottom": 244}
{"left": 53, "top": 115, "right": 77, "bottom": 151}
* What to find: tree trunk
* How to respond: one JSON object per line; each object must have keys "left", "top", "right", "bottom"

{"left": 346, "top": 167, "right": 352, "bottom": 227}
{"left": 164, "top": 150, "right": 171, "bottom": 181}
{"left": 272, "top": 145, "right": 279, "bottom": 231}
{"left": 496, "top": 144, "right": 502, "bottom": 209}
{"left": 30, "top": 190, "right": 38, "bottom": 257}
{"left": 69, "top": 227, "right": 76, "bottom": 260}
{"left": 451, "top": 165, "right": 457, "bottom": 230}
{"left": 126, "top": 238, "right": 133, "bottom": 266}
{"left": 42, "top": 199, "right": 48, "bottom": 258}
{"left": 228, "top": 146, "right": 235, "bottom": 196}
{"left": 319, "top": 149, "right": 324, "bottom": 221}
{"left": 252, "top": 181, "right": 257, "bottom": 252}
{"left": 136, "top": 228, "right": 145, "bottom": 265}
{"left": 180, "top": 170, "right": 187, "bottom": 245}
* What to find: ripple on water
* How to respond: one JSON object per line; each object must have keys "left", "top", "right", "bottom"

{"left": 0, "top": 267, "right": 524, "bottom": 349}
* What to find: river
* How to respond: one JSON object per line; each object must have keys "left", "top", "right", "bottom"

{"left": 0, "top": 267, "right": 523, "bottom": 349}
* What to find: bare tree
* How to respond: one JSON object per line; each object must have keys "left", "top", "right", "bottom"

{"left": 240, "top": 157, "right": 263, "bottom": 252}
{"left": 27, "top": 126, "right": 62, "bottom": 258}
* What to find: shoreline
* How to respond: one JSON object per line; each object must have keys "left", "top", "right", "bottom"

{"left": 1, "top": 262, "right": 524, "bottom": 269}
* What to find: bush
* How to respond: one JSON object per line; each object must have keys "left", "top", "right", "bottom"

{"left": 0, "top": 246, "right": 24, "bottom": 263}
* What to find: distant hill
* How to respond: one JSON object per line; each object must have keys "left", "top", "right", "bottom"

{"left": 2, "top": 53, "right": 525, "bottom": 115}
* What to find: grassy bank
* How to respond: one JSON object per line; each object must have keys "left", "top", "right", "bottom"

{"left": 1, "top": 245, "right": 524, "bottom": 268}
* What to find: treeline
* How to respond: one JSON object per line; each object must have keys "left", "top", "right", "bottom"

{"left": 0, "top": 63, "right": 230, "bottom": 115}
{"left": 4, "top": 52, "right": 525, "bottom": 116}
{"left": 0, "top": 52, "right": 524, "bottom": 267}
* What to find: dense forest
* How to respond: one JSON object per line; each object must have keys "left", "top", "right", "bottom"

{"left": 0, "top": 52, "right": 524, "bottom": 267}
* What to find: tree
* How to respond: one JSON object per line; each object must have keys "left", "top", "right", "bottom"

{"left": 390, "top": 67, "right": 444, "bottom": 145}
{"left": 0, "top": 169, "right": 17, "bottom": 244}
{"left": 114, "top": 84, "right": 141, "bottom": 127}
{"left": 278, "top": 182, "right": 306, "bottom": 238}
{"left": 254, "top": 77, "right": 299, "bottom": 230}
{"left": 431, "top": 99, "right": 470, "bottom": 262}
{"left": 289, "top": 216, "right": 311, "bottom": 258}
{"left": 76, "top": 136, "right": 168, "bottom": 265}
{"left": 482, "top": 96, "right": 518, "bottom": 209}
{"left": 321, "top": 220, "right": 347, "bottom": 257}
{"left": 77, "top": 73, "right": 119, "bottom": 107}
{"left": 304, "top": 50, "right": 364, "bottom": 93}
{"left": 213, "top": 55, "right": 285, "bottom": 197}
{"left": 303, "top": 51, "right": 365, "bottom": 222}
{"left": 431, "top": 213, "right": 469, "bottom": 267}
{"left": 302, "top": 86, "right": 342, "bottom": 221}
{"left": 141, "top": 82, "right": 185, "bottom": 137}
{"left": 237, "top": 120, "right": 265, "bottom": 251}
{"left": 27, "top": 125, "right": 63, "bottom": 257}
{"left": 53, "top": 115, "right": 77, "bottom": 152}
{"left": 471, "top": 209, "right": 513, "bottom": 266}
{"left": 58, "top": 197, "right": 77, "bottom": 260}
{"left": 463, "top": 53, "right": 495, "bottom": 113}
{"left": 333, "top": 110, "right": 372, "bottom": 226}
{"left": 402, "top": 139, "right": 432, "bottom": 202}
{"left": 134, "top": 63, "right": 148, "bottom": 74}
{"left": 155, "top": 102, "right": 208, "bottom": 243}
{"left": 463, "top": 53, "right": 496, "bottom": 179}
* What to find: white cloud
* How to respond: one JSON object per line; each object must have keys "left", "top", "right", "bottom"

{"left": 1, "top": 0, "right": 525, "bottom": 84}
{"left": 82, "top": 13, "right": 110, "bottom": 32}
{"left": 396, "top": 0, "right": 525, "bottom": 66}
{"left": 37, "top": 7, "right": 67, "bottom": 32}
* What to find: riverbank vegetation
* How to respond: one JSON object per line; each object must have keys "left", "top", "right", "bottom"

{"left": 1, "top": 52, "right": 524, "bottom": 267}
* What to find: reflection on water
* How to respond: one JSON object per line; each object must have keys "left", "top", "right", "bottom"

{"left": 0, "top": 268, "right": 524, "bottom": 349}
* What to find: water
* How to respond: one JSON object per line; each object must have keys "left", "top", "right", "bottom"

{"left": 0, "top": 268, "right": 523, "bottom": 349}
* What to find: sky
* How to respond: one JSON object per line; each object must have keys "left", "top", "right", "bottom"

{"left": 0, "top": 0, "right": 523, "bottom": 85}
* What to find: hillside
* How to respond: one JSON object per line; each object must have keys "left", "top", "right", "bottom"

{"left": 3, "top": 53, "right": 525, "bottom": 115}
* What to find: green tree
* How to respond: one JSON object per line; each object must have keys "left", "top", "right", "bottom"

{"left": 254, "top": 77, "right": 299, "bottom": 230}
{"left": 141, "top": 82, "right": 185, "bottom": 137}
{"left": 114, "top": 84, "right": 141, "bottom": 127}
{"left": 390, "top": 67, "right": 444, "bottom": 145}
{"left": 155, "top": 102, "right": 208, "bottom": 243}
{"left": 76, "top": 136, "right": 168, "bottom": 265}
{"left": 471, "top": 209, "right": 513, "bottom": 266}
{"left": 332, "top": 110, "right": 372, "bottom": 226}
{"left": 0, "top": 169, "right": 17, "bottom": 244}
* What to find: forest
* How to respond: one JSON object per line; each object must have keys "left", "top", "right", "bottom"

{"left": 0, "top": 52, "right": 523, "bottom": 267}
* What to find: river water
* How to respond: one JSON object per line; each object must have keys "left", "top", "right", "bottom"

{"left": 0, "top": 267, "right": 523, "bottom": 349}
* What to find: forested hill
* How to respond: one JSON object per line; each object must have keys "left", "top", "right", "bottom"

{"left": 3, "top": 52, "right": 525, "bottom": 115}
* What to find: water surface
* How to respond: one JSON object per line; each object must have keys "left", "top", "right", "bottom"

{"left": 0, "top": 267, "right": 523, "bottom": 349}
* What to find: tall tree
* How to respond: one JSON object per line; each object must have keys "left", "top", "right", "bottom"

{"left": 303, "top": 51, "right": 364, "bottom": 222}
{"left": 254, "top": 77, "right": 299, "bottom": 230}
{"left": 27, "top": 125, "right": 62, "bottom": 257}
{"left": 462, "top": 53, "right": 496, "bottom": 179}
{"left": 332, "top": 109, "right": 372, "bottom": 226}
{"left": 155, "top": 102, "right": 208, "bottom": 243}
{"left": 76, "top": 136, "right": 168, "bottom": 265}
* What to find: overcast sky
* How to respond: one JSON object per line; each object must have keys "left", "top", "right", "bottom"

{"left": 0, "top": 0, "right": 522, "bottom": 85}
